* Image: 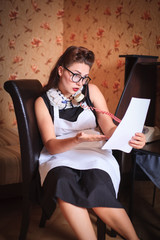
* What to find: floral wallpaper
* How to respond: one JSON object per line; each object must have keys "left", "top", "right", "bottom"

{"left": 0, "top": 0, "right": 160, "bottom": 128}
{"left": 0, "top": 0, "right": 64, "bottom": 127}
{"left": 63, "top": 0, "right": 160, "bottom": 127}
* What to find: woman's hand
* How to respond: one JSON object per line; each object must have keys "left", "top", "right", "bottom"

{"left": 76, "top": 132, "right": 107, "bottom": 143}
{"left": 129, "top": 132, "right": 146, "bottom": 149}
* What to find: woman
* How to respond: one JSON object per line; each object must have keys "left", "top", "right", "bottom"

{"left": 35, "top": 46, "right": 145, "bottom": 240}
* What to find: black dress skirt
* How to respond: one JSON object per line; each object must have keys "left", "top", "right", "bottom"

{"left": 41, "top": 166, "right": 122, "bottom": 219}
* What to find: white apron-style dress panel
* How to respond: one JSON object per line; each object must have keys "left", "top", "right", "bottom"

{"left": 39, "top": 103, "right": 120, "bottom": 197}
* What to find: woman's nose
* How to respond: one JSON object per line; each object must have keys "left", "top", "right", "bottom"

{"left": 76, "top": 80, "right": 83, "bottom": 86}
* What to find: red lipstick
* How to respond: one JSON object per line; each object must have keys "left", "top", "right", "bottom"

{"left": 73, "top": 88, "right": 79, "bottom": 92}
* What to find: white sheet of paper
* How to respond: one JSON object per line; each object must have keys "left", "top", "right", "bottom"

{"left": 102, "top": 97, "right": 150, "bottom": 153}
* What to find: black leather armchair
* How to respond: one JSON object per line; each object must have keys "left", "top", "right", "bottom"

{"left": 4, "top": 80, "right": 42, "bottom": 240}
{"left": 4, "top": 79, "right": 43, "bottom": 240}
{"left": 4, "top": 79, "right": 111, "bottom": 240}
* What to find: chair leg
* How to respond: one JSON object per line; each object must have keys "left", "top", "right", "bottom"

{"left": 97, "top": 217, "right": 117, "bottom": 240}
{"left": 97, "top": 217, "right": 106, "bottom": 240}
{"left": 19, "top": 198, "right": 31, "bottom": 240}
{"left": 106, "top": 227, "right": 117, "bottom": 238}
{"left": 39, "top": 210, "right": 47, "bottom": 228}
{"left": 152, "top": 185, "right": 156, "bottom": 207}
{"left": 129, "top": 152, "right": 137, "bottom": 221}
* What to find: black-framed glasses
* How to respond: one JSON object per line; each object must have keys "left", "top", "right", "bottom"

{"left": 64, "top": 66, "right": 91, "bottom": 85}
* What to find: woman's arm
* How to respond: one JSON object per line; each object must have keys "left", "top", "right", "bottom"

{"left": 88, "top": 83, "right": 117, "bottom": 139}
{"left": 35, "top": 96, "right": 106, "bottom": 154}
{"left": 88, "top": 83, "right": 146, "bottom": 149}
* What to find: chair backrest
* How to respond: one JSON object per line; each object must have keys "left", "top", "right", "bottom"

{"left": 4, "top": 79, "right": 43, "bottom": 201}
{"left": 115, "top": 62, "right": 157, "bottom": 126}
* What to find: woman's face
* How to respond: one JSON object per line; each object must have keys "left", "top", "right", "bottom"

{"left": 58, "top": 62, "right": 90, "bottom": 98}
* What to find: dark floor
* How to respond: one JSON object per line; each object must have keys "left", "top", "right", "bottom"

{"left": 0, "top": 180, "right": 160, "bottom": 240}
{"left": 119, "top": 180, "right": 160, "bottom": 240}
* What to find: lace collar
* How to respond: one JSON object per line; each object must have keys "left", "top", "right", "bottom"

{"left": 46, "top": 87, "right": 84, "bottom": 110}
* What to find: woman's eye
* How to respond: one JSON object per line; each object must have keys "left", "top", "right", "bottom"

{"left": 74, "top": 74, "right": 81, "bottom": 78}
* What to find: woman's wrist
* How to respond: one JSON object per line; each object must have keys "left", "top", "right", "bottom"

{"left": 74, "top": 132, "right": 82, "bottom": 144}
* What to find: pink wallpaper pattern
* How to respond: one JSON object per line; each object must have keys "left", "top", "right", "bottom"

{"left": 0, "top": 0, "right": 63, "bottom": 126}
{"left": 0, "top": 0, "right": 160, "bottom": 127}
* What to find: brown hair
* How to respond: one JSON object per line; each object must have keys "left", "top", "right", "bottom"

{"left": 44, "top": 46, "right": 95, "bottom": 91}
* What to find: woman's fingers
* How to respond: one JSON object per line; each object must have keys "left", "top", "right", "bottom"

{"left": 129, "top": 132, "right": 146, "bottom": 149}
{"left": 76, "top": 132, "right": 107, "bottom": 143}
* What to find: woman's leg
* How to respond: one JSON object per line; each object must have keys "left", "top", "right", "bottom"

{"left": 93, "top": 207, "right": 139, "bottom": 240}
{"left": 58, "top": 198, "right": 96, "bottom": 240}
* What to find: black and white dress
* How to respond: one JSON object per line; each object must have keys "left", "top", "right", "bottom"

{"left": 39, "top": 85, "right": 122, "bottom": 219}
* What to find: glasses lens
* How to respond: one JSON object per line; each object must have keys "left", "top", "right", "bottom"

{"left": 83, "top": 77, "right": 90, "bottom": 84}
{"left": 72, "top": 74, "right": 81, "bottom": 82}
{"left": 71, "top": 72, "right": 91, "bottom": 84}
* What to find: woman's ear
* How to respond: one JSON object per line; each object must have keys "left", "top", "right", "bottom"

{"left": 58, "top": 66, "right": 63, "bottom": 76}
